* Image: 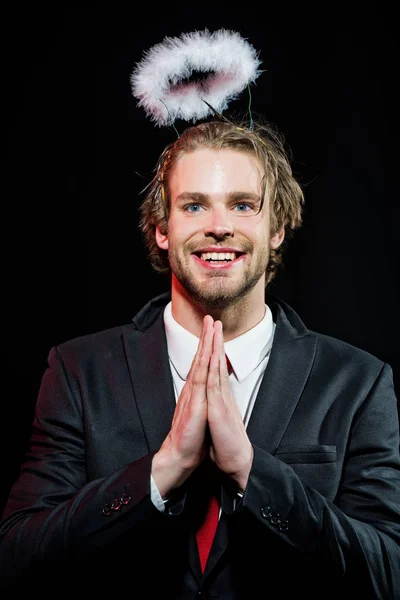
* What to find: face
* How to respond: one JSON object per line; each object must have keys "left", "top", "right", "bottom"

{"left": 156, "top": 148, "right": 284, "bottom": 310}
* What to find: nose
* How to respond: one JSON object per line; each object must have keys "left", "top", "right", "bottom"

{"left": 203, "top": 206, "right": 234, "bottom": 239}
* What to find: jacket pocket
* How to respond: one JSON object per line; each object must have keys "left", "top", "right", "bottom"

{"left": 274, "top": 444, "right": 337, "bottom": 464}
{"left": 274, "top": 444, "right": 339, "bottom": 498}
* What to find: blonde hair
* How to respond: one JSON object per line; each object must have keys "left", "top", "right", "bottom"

{"left": 139, "top": 117, "right": 304, "bottom": 286}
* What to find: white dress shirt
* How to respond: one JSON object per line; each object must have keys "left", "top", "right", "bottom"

{"left": 151, "top": 301, "right": 276, "bottom": 510}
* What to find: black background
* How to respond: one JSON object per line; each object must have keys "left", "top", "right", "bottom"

{"left": 2, "top": 5, "right": 399, "bottom": 511}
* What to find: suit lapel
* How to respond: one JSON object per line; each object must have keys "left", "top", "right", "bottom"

{"left": 246, "top": 302, "right": 318, "bottom": 452}
{"left": 123, "top": 314, "right": 176, "bottom": 454}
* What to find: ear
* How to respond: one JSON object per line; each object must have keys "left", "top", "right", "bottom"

{"left": 155, "top": 225, "right": 169, "bottom": 250}
{"left": 270, "top": 227, "right": 285, "bottom": 250}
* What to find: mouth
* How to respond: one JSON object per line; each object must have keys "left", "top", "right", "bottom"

{"left": 192, "top": 251, "right": 245, "bottom": 265}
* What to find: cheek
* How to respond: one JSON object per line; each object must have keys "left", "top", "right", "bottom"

{"left": 169, "top": 219, "right": 200, "bottom": 243}
{"left": 241, "top": 218, "right": 269, "bottom": 241}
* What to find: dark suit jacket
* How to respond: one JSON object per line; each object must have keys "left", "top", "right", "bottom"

{"left": 1, "top": 293, "right": 399, "bottom": 599}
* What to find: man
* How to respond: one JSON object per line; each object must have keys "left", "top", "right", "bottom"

{"left": 1, "top": 119, "right": 399, "bottom": 599}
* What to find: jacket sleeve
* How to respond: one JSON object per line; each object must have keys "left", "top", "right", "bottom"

{"left": 0, "top": 345, "right": 162, "bottom": 587}
{"left": 240, "top": 363, "right": 400, "bottom": 599}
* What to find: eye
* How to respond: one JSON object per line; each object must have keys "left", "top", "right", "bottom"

{"left": 184, "top": 203, "right": 203, "bottom": 213}
{"left": 234, "top": 203, "right": 252, "bottom": 212}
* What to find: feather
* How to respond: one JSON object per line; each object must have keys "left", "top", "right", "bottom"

{"left": 130, "top": 29, "right": 263, "bottom": 127}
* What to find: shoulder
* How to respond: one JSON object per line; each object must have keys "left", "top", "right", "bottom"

{"left": 313, "top": 329, "right": 385, "bottom": 373}
{"left": 52, "top": 292, "right": 171, "bottom": 363}
{"left": 58, "top": 323, "right": 136, "bottom": 353}
{"left": 270, "top": 295, "right": 386, "bottom": 372}
{"left": 47, "top": 324, "right": 138, "bottom": 372}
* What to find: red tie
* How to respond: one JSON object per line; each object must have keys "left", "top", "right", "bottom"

{"left": 196, "top": 494, "right": 219, "bottom": 572}
{"left": 225, "top": 354, "right": 233, "bottom": 375}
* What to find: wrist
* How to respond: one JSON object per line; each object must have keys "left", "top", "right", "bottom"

{"left": 231, "top": 445, "right": 253, "bottom": 493}
{"left": 151, "top": 447, "right": 194, "bottom": 499}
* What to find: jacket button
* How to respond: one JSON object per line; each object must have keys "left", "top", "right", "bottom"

{"left": 103, "top": 504, "right": 112, "bottom": 516}
{"left": 261, "top": 505, "right": 272, "bottom": 518}
{"left": 121, "top": 493, "right": 131, "bottom": 505}
{"left": 279, "top": 519, "right": 289, "bottom": 531}
{"left": 112, "top": 498, "right": 121, "bottom": 510}
{"left": 270, "top": 512, "right": 280, "bottom": 525}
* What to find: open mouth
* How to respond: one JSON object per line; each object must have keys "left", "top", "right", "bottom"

{"left": 193, "top": 251, "right": 244, "bottom": 263}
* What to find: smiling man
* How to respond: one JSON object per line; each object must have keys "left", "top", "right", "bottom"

{"left": 1, "top": 118, "right": 399, "bottom": 599}
{"left": 156, "top": 146, "right": 284, "bottom": 332}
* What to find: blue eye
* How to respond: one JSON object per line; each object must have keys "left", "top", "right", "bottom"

{"left": 235, "top": 203, "right": 251, "bottom": 212}
{"left": 185, "top": 203, "right": 202, "bottom": 213}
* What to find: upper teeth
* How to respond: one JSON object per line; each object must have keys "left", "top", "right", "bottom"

{"left": 200, "top": 252, "right": 236, "bottom": 261}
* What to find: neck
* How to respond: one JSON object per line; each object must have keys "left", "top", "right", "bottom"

{"left": 170, "top": 278, "right": 267, "bottom": 341}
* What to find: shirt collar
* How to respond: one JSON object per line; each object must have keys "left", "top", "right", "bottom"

{"left": 163, "top": 302, "right": 274, "bottom": 383}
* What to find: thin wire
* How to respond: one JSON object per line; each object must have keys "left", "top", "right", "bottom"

{"left": 159, "top": 100, "right": 180, "bottom": 138}
{"left": 202, "top": 100, "right": 232, "bottom": 123}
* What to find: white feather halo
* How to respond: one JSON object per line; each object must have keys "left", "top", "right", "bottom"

{"left": 130, "top": 29, "right": 263, "bottom": 127}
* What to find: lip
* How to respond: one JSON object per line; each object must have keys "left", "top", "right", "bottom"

{"left": 193, "top": 247, "right": 244, "bottom": 254}
{"left": 192, "top": 253, "right": 246, "bottom": 269}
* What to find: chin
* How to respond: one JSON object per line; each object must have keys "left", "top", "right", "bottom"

{"left": 190, "top": 281, "right": 254, "bottom": 309}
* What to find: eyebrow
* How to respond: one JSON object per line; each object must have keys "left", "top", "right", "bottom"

{"left": 175, "top": 191, "right": 261, "bottom": 203}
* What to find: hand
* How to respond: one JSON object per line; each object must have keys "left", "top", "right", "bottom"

{"left": 207, "top": 320, "right": 253, "bottom": 491}
{"left": 151, "top": 315, "right": 214, "bottom": 497}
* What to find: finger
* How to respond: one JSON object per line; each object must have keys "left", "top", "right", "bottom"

{"left": 171, "top": 317, "right": 214, "bottom": 428}
{"left": 187, "top": 315, "right": 213, "bottom": 381}
{"left": 173, "top": 316, "right": 212, "bottom": 424}
{"left": 207, "top": 354, "right": 220, "bottom": 401}
{"left": 213, "top": 321, "right": 228, "bottom": 377}
{"left": 206, "top": 321, "right": 221, "bottom": 396}
{"left": 192, "top": 315, "right": 214, "bottom": 385}
{"left": 207, "top": 322, "right": 231, "bottom": 407}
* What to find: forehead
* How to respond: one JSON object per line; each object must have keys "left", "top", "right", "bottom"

{"left": 169, "top": 148, "right": 263, "bottom": 196}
